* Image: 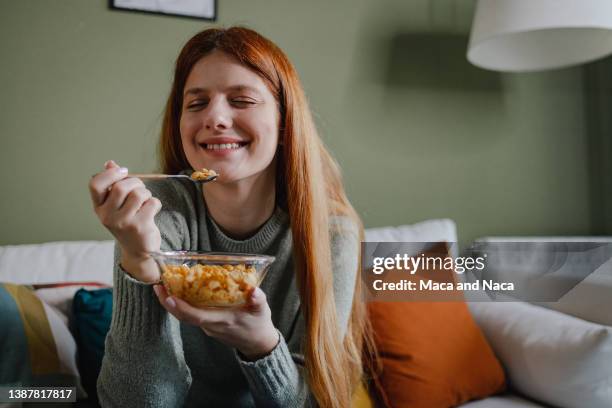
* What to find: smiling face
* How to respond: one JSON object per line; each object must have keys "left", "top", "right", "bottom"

{"left": 179, "top": 50, "right": 280, "bottom": 184}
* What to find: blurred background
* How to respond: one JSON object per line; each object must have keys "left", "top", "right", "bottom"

{"left": 0, "top": 0, "right": 610, "bottom": 246}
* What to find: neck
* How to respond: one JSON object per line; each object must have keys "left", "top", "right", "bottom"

{"left": 202, "top": 169, "right": 276, "bottom": 240}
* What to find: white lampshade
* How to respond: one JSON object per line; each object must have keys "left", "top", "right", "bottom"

{"left": 467, "top": 0, "right": 612, "bottom": 72}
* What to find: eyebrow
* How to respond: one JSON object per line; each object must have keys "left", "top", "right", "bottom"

{"left": 183, "top": 85, "right": 262, "bottom": 97}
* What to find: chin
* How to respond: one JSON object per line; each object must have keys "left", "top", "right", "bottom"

{"left": 208, "top": 171, "right": 239, "bottom": 184}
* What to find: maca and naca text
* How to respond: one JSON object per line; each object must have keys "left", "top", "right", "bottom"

{"left": 372, "top": 279, "right": 515, "bottom": 291}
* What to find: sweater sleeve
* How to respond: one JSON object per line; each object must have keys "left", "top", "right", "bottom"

{"left": 235, "top": 216, "right": 360, "bottom": 408}
{"left": 236, "top": 331, "right": 310, "bottom": 408}
{"left": 97, "top": 181, "right": 195, "bottom": 408}
{"left": 329, "top": 216, "right": 360, "bottom": 338}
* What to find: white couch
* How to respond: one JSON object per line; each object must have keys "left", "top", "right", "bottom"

{"left": 1, "top": 219, "right": 611, "bottom": 408}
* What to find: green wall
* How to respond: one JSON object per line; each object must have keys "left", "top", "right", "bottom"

{"left": 0, "top": 0, "right": 592, "bottom": 245}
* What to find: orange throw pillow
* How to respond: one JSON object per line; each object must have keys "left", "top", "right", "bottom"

{"left": 366, "top": 243, "right": 506, "bottom": 408}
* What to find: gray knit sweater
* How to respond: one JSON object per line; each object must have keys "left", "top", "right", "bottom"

{"left": 97, "top": 178, "right": 359, "bottom": 408}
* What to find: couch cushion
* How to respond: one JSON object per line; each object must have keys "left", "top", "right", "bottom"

{"left": 33, "top": 282, "right": 109, "bottom": 327}
{"left": 0, "top": 241, "right": 114, "bottom": 286}
{"left": 460, "top": 394, "right": 548, "bottom": 407}
{"left": 365, "top": 218, "right": 458, "bottom": 257}
{"left": 367, "top": 243, "right": 506, "bottom": 408}
{"left": 0, "top": 283, "right": 86, "bottom": 397}
{"left": 466, "top": 238, "right": 612, "bottom": 326}
{"left": 536, "top": 256, "right": 612, "bottom": 326}
{"left": 468, "top": 301, "right": 612, "bottom": 408}
{"left": 72, "top": 288, "right": 113, "bottom": 404}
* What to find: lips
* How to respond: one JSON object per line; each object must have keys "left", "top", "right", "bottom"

{"left": 200, "top": 136, "right": 247, "bottom": 145}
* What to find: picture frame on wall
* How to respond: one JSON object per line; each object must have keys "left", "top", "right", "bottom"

{"left": 109, "top": 0, "right": 216, "bottom": 21}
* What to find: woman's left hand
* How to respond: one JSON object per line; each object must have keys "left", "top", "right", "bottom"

{"left": 153, "top": 285, "right": 280, "bottom": 360}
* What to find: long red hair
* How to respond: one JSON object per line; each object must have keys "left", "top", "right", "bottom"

{"left": 158, "top": 27, "right": 375, "bottom": 407}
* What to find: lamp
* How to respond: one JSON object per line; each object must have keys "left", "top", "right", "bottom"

{"left": 467, "top": 0, "right": 612, "bottom": 72}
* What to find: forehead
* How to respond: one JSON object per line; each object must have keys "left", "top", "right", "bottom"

{"left": 183, "top": 50, "right": 272, "bottom": 96}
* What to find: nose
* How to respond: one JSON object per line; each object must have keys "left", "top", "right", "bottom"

{"left": 204, "top": 98, "right": 232, "bottom": 131}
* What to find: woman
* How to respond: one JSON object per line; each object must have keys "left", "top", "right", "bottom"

{"left": 89, "top": 27, "right": 372, "bottom": 408}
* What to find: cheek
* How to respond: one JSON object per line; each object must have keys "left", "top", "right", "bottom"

{"left": 179, "top": 116, "right": 203, "bottom": 157}
{"left": 180, "top": 115, "right": 199, "bottom": 140}
{"left": 261, "top": 123, "right": 279, "bottom": 147}
{"left": 250, "top": 127, "right": 278, "bottom": 162}
{"left": 253, "top": 110, "right": 279, "bottom": 149}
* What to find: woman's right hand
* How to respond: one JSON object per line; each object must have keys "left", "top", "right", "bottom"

{"left": 89, "top": 160, "right": 162, "bottom": 283}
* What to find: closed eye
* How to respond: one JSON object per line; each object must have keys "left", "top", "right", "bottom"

{"left": 186, "top": 100, "right": 208, "bottom": 111}
{"left": 230, "top": 97, "right": 258, "bottom": 108}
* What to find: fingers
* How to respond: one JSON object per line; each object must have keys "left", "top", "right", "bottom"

{"left": 89, "top": 161, "right": 129, "bottom": 207}
{"left": 244, "top": 287, "right": 266, "bottom": 313}
{"left": 153, "top": 284, "right": 232, "bottom": 326}
{"left": 102, "top": 177, "right": 146, "bottom": 212}
{"left": 118, "top": 186, "right": 152, "bottom": 218}
{"left": 91, "top": 161, "right": 162, "bottom": 235}
{"left": 153, "top": 284, "right": 203, "bottom": 326}
{"left": 153, "top": 284, "right": 170, "bottom": 305}
{"left": 105, "top": 159, "right": 119, "bottom": 170}
{"left": 136, "top": 197, "right": 162, "bottom": 220}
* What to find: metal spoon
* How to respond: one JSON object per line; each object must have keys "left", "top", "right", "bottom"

{"left": 128, "top": 173, "right": 219, "bottom": 183}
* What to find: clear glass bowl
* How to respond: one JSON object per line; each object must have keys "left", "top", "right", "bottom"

{"left": 150, "top": 251, "right": 275, "bottom": 308}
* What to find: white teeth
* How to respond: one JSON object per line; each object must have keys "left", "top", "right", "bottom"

{"left": 205, "top": 142, "right": 243, "bottom": 150}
